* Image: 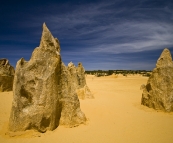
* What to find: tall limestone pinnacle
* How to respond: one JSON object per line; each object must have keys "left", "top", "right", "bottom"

{"left": 9, "top": 23, "right": 86, "bottom": 132}
{"left": 141, "top": 48, "right": 173, "bottom": 112}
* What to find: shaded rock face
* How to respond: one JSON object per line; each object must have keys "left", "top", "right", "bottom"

{"left": 0, "top": 59, "right": 15, "bottom": 92}
{"left": 9, "top": 23, "right": 86, "bottom": 132}
{"left": 60, "top": 63, "right": 86, "bottom": 127}
{"left": 141, "top": 48, "right": 173, "bottom": 112}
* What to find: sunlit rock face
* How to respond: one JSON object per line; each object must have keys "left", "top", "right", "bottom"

{"left": 0, "top": 59, "right": 15, "bottom": 92}
{"left": 141, "top": 48, "right": 173, "bottom": 112}
{"left": 9, "top": 23, "right": 86, "bottom": 132}
{"left": 77, "top": 85, "right": 94, "bottom": 99}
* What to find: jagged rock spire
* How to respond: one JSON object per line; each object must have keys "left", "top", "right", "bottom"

{"left": 156, "top": 48, "right": 173, "bottom": 68}
{"left": 40, "top": 23, "right": 60, "bottom": 53}
{"left": 9, "top": 23, "right": 86, "bottom": 132}
{"left": 141, "top": 48, "right": 173, "bottom": 112}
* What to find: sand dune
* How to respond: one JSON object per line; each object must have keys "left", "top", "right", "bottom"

{"left": 0, "top": 75, "right": 173, "bottom": 143}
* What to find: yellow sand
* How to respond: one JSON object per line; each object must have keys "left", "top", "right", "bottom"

{"left": 1, "top": 75, "right": 173, "bottom": 143}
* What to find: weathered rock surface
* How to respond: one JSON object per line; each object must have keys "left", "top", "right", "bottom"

{"left": 66, "top": 62, "right": 94, "bottom": 99}
{"left": 9, "top": 23, "right": 86, "bottom": 132}
{"left": 76, "top": 62, "right": 86, "bottom": 88}
{"left": 67, "top": 62, "right": 79, "bottom": 88}
{"left": 60, "top": 63, "right": 86, "bottom": 127}
{"left": 77, "top": 85, "right": 94, "bottom": 99}
{"left": 0, "top": 59, "right": 15, "bottom": 92}
{"left": 141, "top": 48, "right": 173, "bottom": 112}
{"left": 76, "top": 62, "right": 94, "bottom": 99}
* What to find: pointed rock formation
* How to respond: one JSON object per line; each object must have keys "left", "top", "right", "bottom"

{"left": 141, "top": 48, "right": 173, "bottom": 112}
{"left": 9, "top": 23, "right": 62, "bottom": 132}
{"left": 9, "top": 23, "right": 86, "bottom": 132}
{"left": 0, "top": 59, "right": 15, "bottom": 92}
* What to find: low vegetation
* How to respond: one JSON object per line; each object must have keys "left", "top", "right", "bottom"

{"left": 85, "top": 70, "right": 151, "bottom": 77}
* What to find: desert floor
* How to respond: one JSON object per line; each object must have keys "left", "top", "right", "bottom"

{"left": 1, "top": 75, "right": 173, "bottom": 143}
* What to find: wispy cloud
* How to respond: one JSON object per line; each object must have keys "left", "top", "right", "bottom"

{"left": 1, "top": 0, "right": 173, "bottom": 69}
{"left": 38, "top": 1, "right": 173, "bottom": 55}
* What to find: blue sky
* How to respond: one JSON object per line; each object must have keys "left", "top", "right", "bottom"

{"left": 0, "top": 0, "right": 173, "bottom": 70}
